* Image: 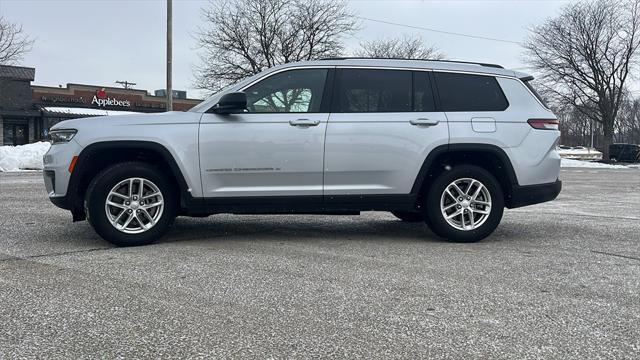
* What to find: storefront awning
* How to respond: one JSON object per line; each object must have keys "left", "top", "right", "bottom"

{"left": 41, "top": 107, "right": 140, "bottom": 117}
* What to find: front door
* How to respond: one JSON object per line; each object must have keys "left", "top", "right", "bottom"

{"left": 14, "top": 124, "right": 28, "bottom": 145}
{"left": 3, "top": 123, "right": 29, "bottom": 146}
{"left": 199, "top": 68, "right": 331, "bottom": 198}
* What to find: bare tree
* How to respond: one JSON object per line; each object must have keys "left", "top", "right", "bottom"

{"left": 524, "top": 0, "right": 640, "bottom": 160}
{"left": 0, "top": 17, "right": 33, "bottom": 65}
{"left": 615, "top": 97, "right": 640, "bottom": 144}
{"left": 195, "top": 0, "right": 358, "bottom": 92}
{"left": 548, "top": 88, "right": 640, "bottom": 149}
{"left": 356, "top": 35, "right": 445, "bottom": 60}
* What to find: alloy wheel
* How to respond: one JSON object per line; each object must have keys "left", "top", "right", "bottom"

{"left": 440, "top": 177, "right": 492, "bottom": 231}
{"left": 104, "top": 177, "right": 164, "bottom": 234}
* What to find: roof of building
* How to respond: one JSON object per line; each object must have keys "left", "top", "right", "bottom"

{"left": 32, "top": 83, "right": 202, "bottom": 102}
{"left": 0, "top": 65, "right": 35, "bottom": 81}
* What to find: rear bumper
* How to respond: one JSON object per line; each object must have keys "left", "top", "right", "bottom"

{"left": 507, "top": 180, "right": 562, "bottom": 209}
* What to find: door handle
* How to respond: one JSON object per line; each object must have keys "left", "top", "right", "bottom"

{"left": 289, "top": 119, "right": 320, "bottom": 127}
{"left": 410, "top": 118, "right": 439, "bottom": 126}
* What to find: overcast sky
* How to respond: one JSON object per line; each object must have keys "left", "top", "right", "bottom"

{"left": 0, "top": 0, "right": 591, "bottom": 99}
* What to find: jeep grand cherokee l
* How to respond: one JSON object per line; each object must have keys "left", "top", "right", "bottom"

{"left": 44, "top": 58, "right": 562, "bottom": 246}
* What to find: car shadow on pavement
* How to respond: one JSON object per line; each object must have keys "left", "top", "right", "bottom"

{"left": 159, "top": 214, "right": 459, "bottom": 245}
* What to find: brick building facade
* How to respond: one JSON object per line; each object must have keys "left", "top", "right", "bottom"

{"left": 0, "top": 66, "right": 40, "bottom": 146}
{"left": 0, "top": 65, "right": 202, "bottom": 146}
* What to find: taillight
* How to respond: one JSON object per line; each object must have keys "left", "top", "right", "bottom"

{"left": 528, "top": 118, "right": 559, "bottom": 130}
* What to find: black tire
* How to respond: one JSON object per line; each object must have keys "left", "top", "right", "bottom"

{"left": 425, "top": 165, "right": 504, "bottom": 243}
{"left": 391, "top": 210, "right": 424, "bottom": 222}
{"left": 85, "top": 162, "right": 177, "bottom": 246}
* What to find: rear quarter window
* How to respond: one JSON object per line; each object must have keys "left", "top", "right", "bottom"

{"left": 434, "top": 72, "right": 509, "bottom": 112}
{"left": 523, "top": 80, "right": 549, "bottom": 108}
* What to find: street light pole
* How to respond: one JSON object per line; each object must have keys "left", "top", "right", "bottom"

{"left": 166, "top": 0, "right": 173, "bottom": 111}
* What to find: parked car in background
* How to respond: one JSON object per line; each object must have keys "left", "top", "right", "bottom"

{"left": 557, "top": 146, "right": 603, "bottom": 161}
{"left": 609, "top": 143, "right": 640, "bottom": 163}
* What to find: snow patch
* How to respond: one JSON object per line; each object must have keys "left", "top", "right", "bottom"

{"left": 43, "top": 107, "right": 140, "bottom": 116}
{"left": 0, "top": 142, "right": 51, "bottom": 172}
{"left": 561, "top": 158, "right": 629, "bottom": 169}
{"left": 557, "top": 147, "right": 602, "bottom": 161}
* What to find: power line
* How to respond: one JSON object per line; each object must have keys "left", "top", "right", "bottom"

{"left": 355, "top": 16, "right": 523, "bottom": 45}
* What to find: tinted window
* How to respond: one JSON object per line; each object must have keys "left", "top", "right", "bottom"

{"left": 434, "top": 72, "right": 508, "bottom": 112}
{"left": 335, "top": 69, "right": 412, "bottom": 112}
{"left": 413, "top": 71, "right": 436, "bottom": 112}
{"left": 245, "top": 69, "right": 328, "bottom": 113}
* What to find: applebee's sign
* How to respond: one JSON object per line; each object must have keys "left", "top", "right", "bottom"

{"left": 91, "top": 88, "right": 131, "bottom": 107}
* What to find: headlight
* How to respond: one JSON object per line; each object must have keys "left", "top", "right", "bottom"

{"left": 49, "top": 129, "right": 77, "bottom": 144}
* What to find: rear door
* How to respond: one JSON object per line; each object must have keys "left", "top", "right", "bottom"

{"left": 433, "top": 72, "right": 522, "bottom": 148}
{"left": 323, "top": 68, "right": 449, "bottom": 196}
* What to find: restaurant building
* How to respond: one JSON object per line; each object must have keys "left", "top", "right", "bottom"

{"left": 0, "top": 65, "right": 202, "bottom": 146}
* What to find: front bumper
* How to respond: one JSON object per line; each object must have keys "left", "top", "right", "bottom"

{"left": 49, "top": 194, "right": 72, "bottom": 210}
{"left": 48, "top": 191, "right": 85, "bottom": 221}
{"left": 507, "top": 180, "right": 562, "bottom": 209}
{"left": 43, "top": 140, "right": 86, "bottom": 220}
{"left": 43, "top": 140, "right": 83, "bottom": 197}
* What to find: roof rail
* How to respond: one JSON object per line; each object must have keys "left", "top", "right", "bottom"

{"left": 319, "top": 57, "right": 504, "bottom": 69}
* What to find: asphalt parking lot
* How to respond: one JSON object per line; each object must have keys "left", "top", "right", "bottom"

{"left": 1, "top": 169, "right": 639, "bottom": 359}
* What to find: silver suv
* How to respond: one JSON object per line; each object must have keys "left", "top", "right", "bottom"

{"left": 43, "top": 58, "right": 562, "bottom": 246}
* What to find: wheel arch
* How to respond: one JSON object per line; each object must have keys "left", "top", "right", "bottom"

{"left": 412, "top": 144, "right": 520, "bottom": 208}
{"left": 67, "top": 140, "right": 191, "bottom": 221}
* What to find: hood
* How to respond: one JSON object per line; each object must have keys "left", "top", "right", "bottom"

{"left": 51, "top": 111, "right": 203, "bottom": 148}
{"left": 50, "top": 111, "right": 198, "bottom": 131}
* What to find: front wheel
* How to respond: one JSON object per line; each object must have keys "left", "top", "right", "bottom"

{"left": 425, "top": 165, "right": 504, "bottom": 243}
{"left": 85, "top": 162, "right": 177, "bottom": 246}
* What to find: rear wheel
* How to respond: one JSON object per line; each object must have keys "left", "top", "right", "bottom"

{"left": 391, "top": 211, "right": 424, "bottom": 222}
{"left": 425, "top": 165, "right": 504, "bottom": 242}
{"left": 85, "top": 162, "right": 177, "bottom": 246}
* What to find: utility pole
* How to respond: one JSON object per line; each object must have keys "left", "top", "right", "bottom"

{"left": 166, "top": 0, "right": 173, "bottom": 111}
{"left": 115, "top": 80, "right": 137, "bottom": 89}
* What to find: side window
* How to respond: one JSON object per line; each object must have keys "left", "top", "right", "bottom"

{"left": 523, "top": 79, "right": 549, "bottom": 108}
{"left": 335, "top": 69, "right": 412, "bottom": 112}
{"left": 434, "top": 72, "right": 509, "bottom": 112}
{"left": 413, "top": 71, "right": 436, "bottom": 112}
{"left": 244, "top": 69, "right": 328, "bottom": 113}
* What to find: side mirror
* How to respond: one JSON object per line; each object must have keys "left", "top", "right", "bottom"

{"left": 210, "top": 92, "right": 247, "bottom": 114}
